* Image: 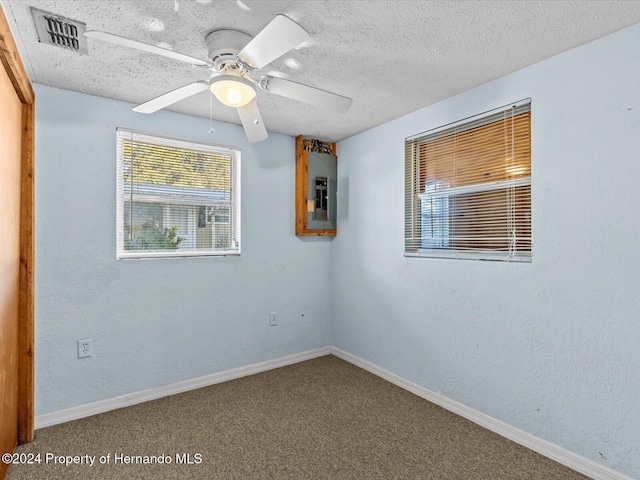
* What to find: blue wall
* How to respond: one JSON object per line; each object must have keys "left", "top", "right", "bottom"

{"left": 333, "top": 24, "right": 640, "bottom": 478}
{"left": 34, "top": 85, "right": 332, "bottom": 414}
{"left": 34, "top": 21, "right": 640, "bottom": 480}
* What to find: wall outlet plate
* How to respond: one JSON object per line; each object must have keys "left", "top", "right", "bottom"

{"left": 78, "top": 338, "right": 92, "bottom": 358}
{"left": 270, "top": 312, "right": 278, "bottom": 326}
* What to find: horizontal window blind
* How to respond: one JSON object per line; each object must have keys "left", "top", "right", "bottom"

{"left": 405, "top": 100, "right": 531, "bottom": 261}
{"left": 116, "top": 129, "right": 241, "bottom": 258}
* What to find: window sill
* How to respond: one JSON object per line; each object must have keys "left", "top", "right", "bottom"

{"left": 405, "top": 250, "right": 531, "bottom": 263}
{"left": 117, "top": 250, "right": 241, "bottom": 260}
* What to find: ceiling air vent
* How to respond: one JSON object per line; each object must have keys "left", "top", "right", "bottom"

{"left": 31, "top": 8, "right": 88, "bottom": 54}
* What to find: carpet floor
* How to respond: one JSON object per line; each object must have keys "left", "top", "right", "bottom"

{"left": 7, "top": 355, "right": 588, "bottom": 479}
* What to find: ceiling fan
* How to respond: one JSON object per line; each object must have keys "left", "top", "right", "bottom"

{"left": 84, "top": 15, "right": 352, "bottom": 142}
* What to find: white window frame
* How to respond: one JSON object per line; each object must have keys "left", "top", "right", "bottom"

{"left": 405, "top": 99, "right": 531, "bottom": 262}
{"left": 116, "top": 129, "right": 241, "bottom": 259}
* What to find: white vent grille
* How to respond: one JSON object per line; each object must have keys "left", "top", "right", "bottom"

{"left": 31, "top": 8, "right": 87, "bottom": 54}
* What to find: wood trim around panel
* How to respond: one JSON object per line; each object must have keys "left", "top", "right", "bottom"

{"left": 0, "top": 5, "right": 35, "bottom": 444}
{"left": 295, "top": 135, "right": 337, "bottom": 236}
{"left": 295, "top": 136, "right": 308, "bottom": 235}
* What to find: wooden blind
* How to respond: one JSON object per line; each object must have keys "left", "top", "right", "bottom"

{"left": 405, "top": 100, "right": 531, "bottom": 261}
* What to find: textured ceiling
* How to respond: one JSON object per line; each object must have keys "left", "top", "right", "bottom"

{"left": 4, "top": 0, "right": 640, "bottom": 142}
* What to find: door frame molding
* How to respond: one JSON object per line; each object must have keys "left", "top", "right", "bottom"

{"left": 0, "top": 5, "right": 35, "bottom": 444}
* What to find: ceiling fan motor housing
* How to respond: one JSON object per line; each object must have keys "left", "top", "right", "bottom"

{"left": 205, "top": 29, "right": 252, "bottom": 70}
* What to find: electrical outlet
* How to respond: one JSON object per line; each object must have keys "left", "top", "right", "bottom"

{"left": 78, "top": 338, "right": 92, "bottom": 358}
{"left": 269, "top": 312, "right": 278, "bottom": 326}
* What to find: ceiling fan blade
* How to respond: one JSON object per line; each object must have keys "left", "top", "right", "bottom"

{"left": 237, "top": 98, "right": 268, "bottom": 143}
{"left": 264, "top": 77, "right": 352, "bottom": 114}
{"left": 133, "top": 81, "right": 210, "bottom": 114}
{"left": 84, "top": 30, "right": 211, "bottom": 67}
{"left": 237, "top": 15, "right": 309, "bottom": 69}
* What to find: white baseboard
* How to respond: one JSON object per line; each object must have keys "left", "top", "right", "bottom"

{"left": 35, "top": 346, "right": 331, "bottom": 429}
{"left": 35, "top": 345, "right": 633, "bottom": 480}
{"left": 330, "top": 347, "right": 633, "bottom": 480}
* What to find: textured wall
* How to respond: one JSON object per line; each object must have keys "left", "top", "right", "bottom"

{"left": 33, "top": 21, "right": 640, "bottom": 479}
{"left": 332, "top": 24, "right": 640, "bottom": 478}
{"left": 34, "top": 84, "right": 332, "bottom": 414}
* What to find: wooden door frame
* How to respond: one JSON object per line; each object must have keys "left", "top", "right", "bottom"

{"left": 0, "top": 5, "right": 35, "bottom": 444}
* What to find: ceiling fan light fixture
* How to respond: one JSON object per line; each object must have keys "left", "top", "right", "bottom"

{"left": 210, "top": 76, "right": 256, "bottom": 108}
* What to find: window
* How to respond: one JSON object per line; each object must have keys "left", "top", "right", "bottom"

{"left": 405, "top": 100, "right": 531, "bottom": 262}
{"left": 116, "top": 129, "right": 240, "bottom": 258}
